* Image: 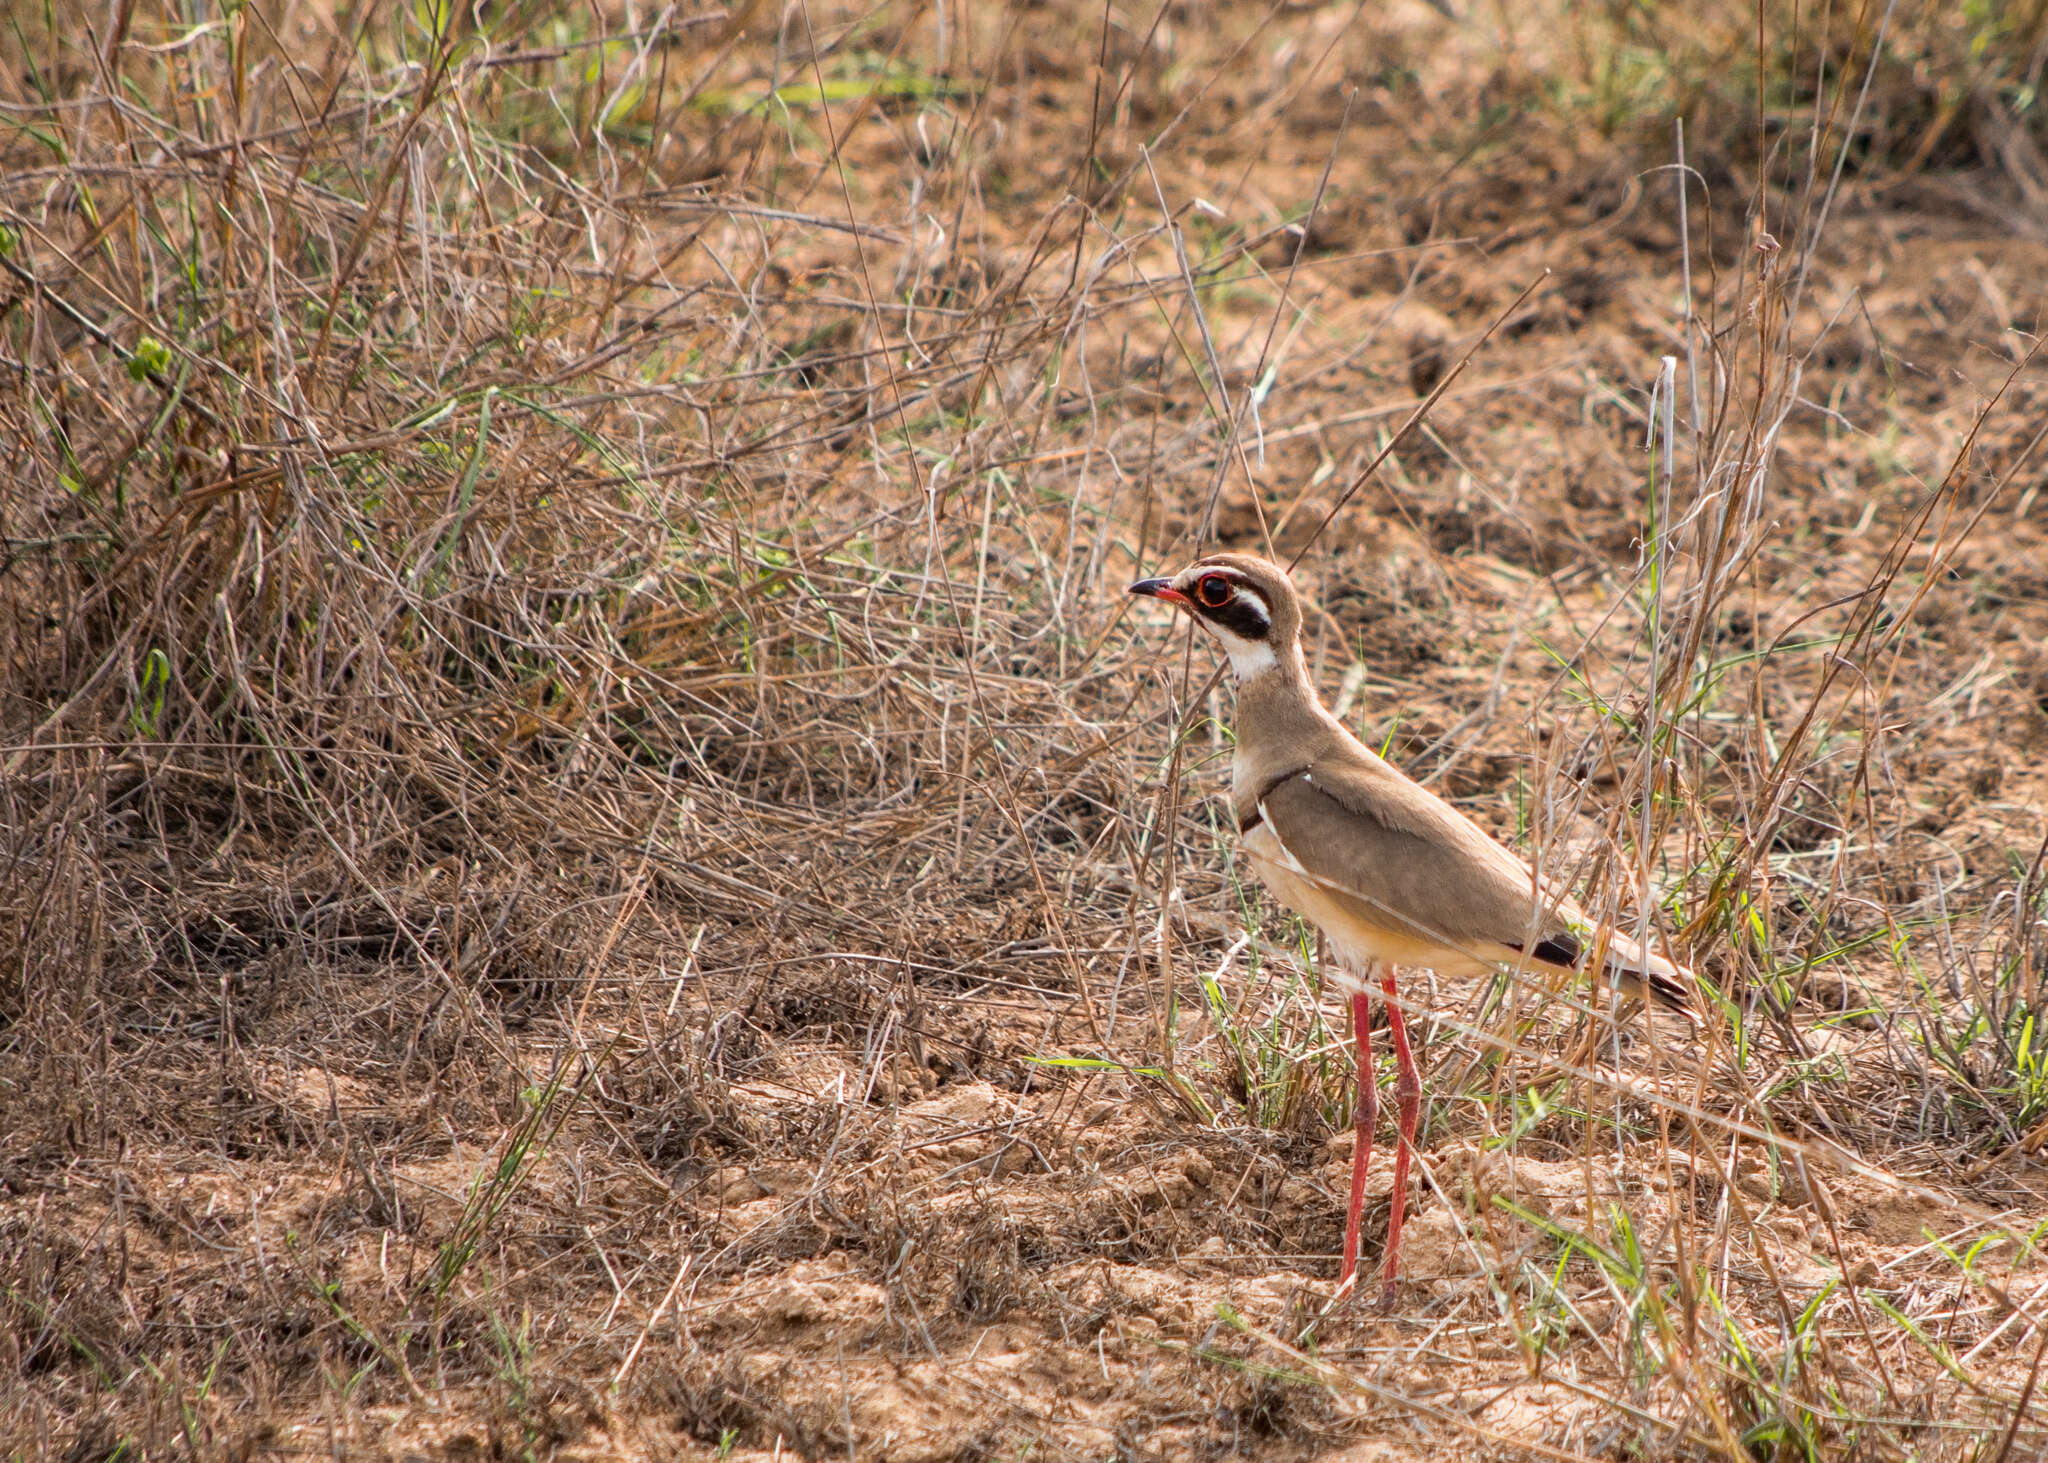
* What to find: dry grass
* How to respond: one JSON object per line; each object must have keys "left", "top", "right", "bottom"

{"left": 6, "top": 0, "right": 2048, "bottom": 1457}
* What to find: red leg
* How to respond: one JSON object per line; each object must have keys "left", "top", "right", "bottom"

{"left": 1340, "top": 985, "right": 1376, "bottom": 1289}
{"left": 1379, "top": 965, "right": 1420, "bottom": 1305}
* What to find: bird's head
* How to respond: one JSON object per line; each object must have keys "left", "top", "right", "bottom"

{"left": 1127, "top": 553, "right": 1303, "bottom": 681}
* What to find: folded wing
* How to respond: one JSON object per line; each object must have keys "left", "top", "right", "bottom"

{"left": 1254, "top": 756, "right": 1695, "bottom": 1018}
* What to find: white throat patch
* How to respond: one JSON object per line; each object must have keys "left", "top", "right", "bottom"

{"left": 1213, "top": 624, "right": 1279, "bottom": 680}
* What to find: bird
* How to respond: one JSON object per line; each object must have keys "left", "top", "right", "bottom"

{"left": 1128, "top": 552, "right": 1695, "bottom": 1304}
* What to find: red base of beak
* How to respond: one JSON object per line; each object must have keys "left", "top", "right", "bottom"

{"left": 1128, "top": 577, "right": 1190, "bottom": 606}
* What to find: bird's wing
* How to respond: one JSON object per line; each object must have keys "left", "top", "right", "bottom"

{"left": 1253, "top": 752, "right": 1696, "bottom": 1016}
{"left": 1251, "top": 755, "right": 1557, "bottom": 962}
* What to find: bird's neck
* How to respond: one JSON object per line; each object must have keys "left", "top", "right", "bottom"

{"left": 1229, "top": 652, "right": 1338, "bottom": 806}
{"left": 1217, "top": 629, "right": 1307, "bottom": 687}
{"left": 1230, "top": 644, "right": 1324, "bottom": 726}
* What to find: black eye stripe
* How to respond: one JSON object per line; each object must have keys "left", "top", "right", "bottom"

{"left": 1202, "top": 589, "right": 1271, "bottom": 641}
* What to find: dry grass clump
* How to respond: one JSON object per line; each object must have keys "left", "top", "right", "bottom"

{"left": 6, "top": 0, "right": 2048, "bottom": 1458}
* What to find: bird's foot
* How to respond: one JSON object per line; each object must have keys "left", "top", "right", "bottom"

{"left": 1330, "top": 1267, "right": 1401, "bottom": 1312}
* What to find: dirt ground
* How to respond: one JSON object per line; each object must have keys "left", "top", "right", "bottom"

{"left": 8, "top": 0, "right": 2048, "bottom": 1458}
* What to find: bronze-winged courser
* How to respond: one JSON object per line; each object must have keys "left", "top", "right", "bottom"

{"left": 1129, "top": 552, "right": 1694, "bottom": 1301}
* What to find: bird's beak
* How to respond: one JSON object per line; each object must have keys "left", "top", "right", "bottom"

{"left": 1128, "top": 577, "right": 1190, "bottom": 607}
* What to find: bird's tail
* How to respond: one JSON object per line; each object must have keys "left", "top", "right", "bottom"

{"left": 1598, "top": 933, "right": 1697, "bottom": 1022}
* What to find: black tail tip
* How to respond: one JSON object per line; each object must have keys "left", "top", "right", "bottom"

{"left": 1642, "top": 968, "right": 1698, "bottom": 1023}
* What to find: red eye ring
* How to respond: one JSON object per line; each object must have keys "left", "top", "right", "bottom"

{"left": 1196, "top": 574, "right": 1233, "bottom": 609}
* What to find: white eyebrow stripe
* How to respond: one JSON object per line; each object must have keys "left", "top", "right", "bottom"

{"left": 1225, "top": 587, "right": 1272, "bottom": 629}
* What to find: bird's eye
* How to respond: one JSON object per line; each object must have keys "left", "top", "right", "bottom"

{"left": 1196, "top": 574, "right": 1233, "bottom": 608}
